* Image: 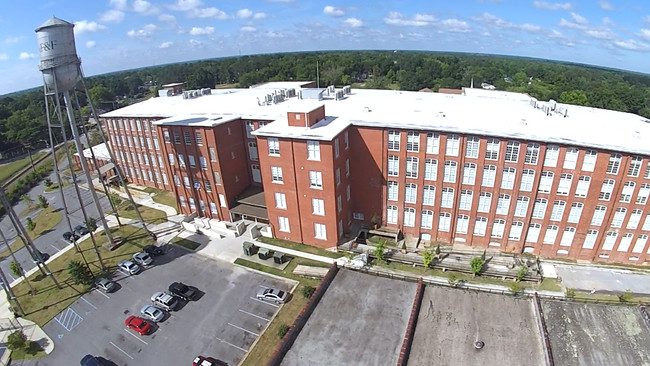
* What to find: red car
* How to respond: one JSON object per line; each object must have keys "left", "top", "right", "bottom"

{"left": 193, "top": 356, "right": 227, "bottom": 366}
{"left": 125, "top": 315, "right": 151, "bottom": 335}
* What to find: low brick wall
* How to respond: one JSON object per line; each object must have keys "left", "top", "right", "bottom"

{"left": 397, "top": 278, "right": 425, "bottom": 366}
{"left": 533, "top": 292, "right": 554, "bottom": 366}
{"left": 267, "top": 263, "right": 339, "bottom": 366}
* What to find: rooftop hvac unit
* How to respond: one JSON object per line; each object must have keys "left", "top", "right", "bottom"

{"left": 182, "top": 91, "right": 189, "bottom": 99}
{"left": 335, "top": 90, "right": 344, "bottom": 100}
{"left": 286, "top": 88, "right": 296, "bottom": 98}
{"left": 549, "top": 99, "right": 557, "bottom": 111}
{"left": 298, "top": 90, "right": 303, "bottom": 99}
{"left": 266, "top": 94, "right": 273, "bottom": 103}
{"left": 192, "top": 90, "right": 199, "bottom": 98}
{"left": 201, "top": 88, "right": 211, "bottom": 95}
{"left": 343, "top": 85, "right": 351, "bottom": 94}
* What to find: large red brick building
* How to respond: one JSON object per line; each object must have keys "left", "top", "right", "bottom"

{"left": 101, "top": 82, "right": 650, "bottom": 265}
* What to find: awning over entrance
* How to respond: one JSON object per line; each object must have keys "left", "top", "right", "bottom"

{"left": 229, "top": 203, "right": 268, "bottom": 220}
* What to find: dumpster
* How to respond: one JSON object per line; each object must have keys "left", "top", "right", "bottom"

{"left": 243, "top": 241, "right": 258, "bottom": 256}
{"left": 273, "top": 251, "right": 286, "bottom": 264}
{"left": 258, "top": 247, "right": 272, "bottom": 260}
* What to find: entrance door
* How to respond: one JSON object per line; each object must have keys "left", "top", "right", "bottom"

{"left": 251, "top": 164, "right": 261, "bottom": 183}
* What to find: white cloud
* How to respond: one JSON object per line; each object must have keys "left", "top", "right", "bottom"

{"left": 473, "top": 12, "right": 541, "bottom": 33}
{"left": 441, "top": 18, "right": 471, "bottom": 33}
{"left": 189, "top": 39, "right": 202, "bottom": 46}
{"left": 558, "top": 18, "right": 587, "bottom": 30}
{"left": 0, "top": 53, "right": 8, "bottom": 60}
{"left": 133, "top": 0, "right": 159, "bottom": 15}
{"left": 265, "top": 31, "right": 284, "bottom": 38}
{"left": 639, "top": 29, "right": 650, "bottom": 42}
{"left": 159, "top": 41, "right": 174, "bottom": 48}
{"left": 324, "top": 6, "right": 345, "bottom": 17}
{"left": 19, "top": 52, "right": 35, "bottom": 60}
{"left": 4, "top": 36, "right": 24, "bottom": 44}
{"left": 570, "top": 12, "right": 588, "bottom": 25}
{"left": 86, "top": 40, "right": 96, "bottom": 48}
{"left": 74, "top": 20, "right": 107, "bottom": 35}
{"left": 253, "top": 13, "right": 268, "bottom": 19}
{"left": 645, "top": 16, "right": 650, "bottom": 25}
{"left": 344, "top": 18, "right": 363, "bottom": 28}
{"left": 236, "top": 8, "right": 253, "bottom": 19}
{"left": 584, "top": 29, "right": 616, "bottom": 40}
{"left": 159, "top": 13, "right": 176, "bottom": 23}
{"left": 189, "top": 26, "right": 214, "bottom": 35}
{"left": 241, "top": 26, "right": 257, "bottom": 32}
{"left": 384, "top": 12, "right": 434, "bottom": 26}
{"left": 613, "top": 39, "right": 650, "bottom": 51}
{"left": 168, "top": 0, "right": 202, "bottom": 11}
{"left": 110, "top": 0, "right": 127, "bottom": 10}
{"left": 602, "top": 17, "right": 616, "bottom": 27}
{"left": 533, "top": 1, "right": 573, "bottom": 11}
{"left": 187, "top": 7, "right": 228, "bottom": 19}
{"left": 126, "top": 24, "right": 157, "bottom": 40}
{"left": 99, "top": 9, "right": 125, "bottom": 23}
{"left": 599, "top": 1, "right": 614, "bottom": 11}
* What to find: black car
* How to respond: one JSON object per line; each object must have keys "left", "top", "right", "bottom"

{"left": 63, "top": 231, "right": 80, "bottom": 243}
{"left": 31, "top": 250, "right": 50, "bottom": 264}
{"left": 143, "top": 245, "right": 164, "bottom": 256}
{"left": 81, "top": 354, "right": 112, "bottom": 366}
{"left": 74, "top": 225, "right": 89, "bottom": 236}
{"left": 168, "top": 282, "right": 198, "bottom": 301}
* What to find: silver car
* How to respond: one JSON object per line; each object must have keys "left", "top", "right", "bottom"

{"left": 132, "top": 252, "right": 153, "bottom": 266}
{"left": 151, "top": 291, "right": 179, "bottom": 311}
{"left": 118, "top": 260, "right": 141, "bottom": 275}
{"left": 256, "top": 287, "right": 288, "bottom": 304}
{"left": 95, "top": 277, "right": 117, "bottom": 293}
{"left": 140, "top": 305, "right": 165, "bottom": 322}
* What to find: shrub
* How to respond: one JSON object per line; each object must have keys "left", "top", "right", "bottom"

{"left": 509, "top": 282, "right": 523, "bottom": 294}
{"left": 37, "top": 195, "right": 48, "bottom": 208}
{"left": 565, "top": 288, "right": 576, "bottom": 298}
{"left": 470, "top": 257, "right": 484, "bottom": 276}
{"left": 43, "top": 178, "right": 53, "bottom": 187}
{"left": 25, "top": 217, "right": 35, "bottom": 231}
{"left": 619, "top": 290, "right": 634, "bottom": 303}
{"left": 373, "top": 240, "right": 386, "bottom": 263}
{"left": 516, "top": 266, "right": 528, "bottom": 282}
{"left": 68, "top": 260, "right": 93, "bottom": 286}
{"left": 422, "top": 250, "right": 435, "bottom": 268}
{"left": 6, "top": 330, "right": 26, "bottom": 351}
{"left": 277, "top": 324, "right": 290, "bottom": 339}
{"left": 302, "top": 286, "right": 316, "bottom": 299}
{"left": 86, "top": 217, "right": 97, "bottom": 232}
{"left": 435, "top": 243, "right": 441, "bottom": 255}
{"left": 448, "top": 273, "right": 459, "bottom": 287}
{"left": 9, "top": 260, "right": 23, "bottom": 278}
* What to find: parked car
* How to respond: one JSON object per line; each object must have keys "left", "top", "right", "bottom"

{"left": 140, "top": 305, "right": 165, "bottom": 322}
{"left": 132, "top": 252, "right": 153, "bottom": 266}
{"left": 256, "top": 287, "right": 289, "bottom": 304}
{"left": 30, "top": 250, "right": 49, "bottom": 264}
{"left": 151, "top": 291, "right": 179, "bottom": 311}
{"left": 143, "top": 244, "right": 164, "bottom": 256}
{"left": 118, "top": 260, "right": 141, "bottom": 275}
{"left": 168, "top": 282, "right": 198, "bottom": 301}
{"left": 74, "top": 224, "right": 89, "bottom": 236}
{"left": 63, "top": 231, "right": 80, "bottom": 243}
{"left": 80, "top": 354, "right": 112, "bottom": 366}
{"left": 95, "top": 277, "right": 117, "bottom": 293}
{"left": 125, "top": 315, "right": 151, "bottom": 335}
{"left": 193, "top": 356, "right": 228, "bottom": 366}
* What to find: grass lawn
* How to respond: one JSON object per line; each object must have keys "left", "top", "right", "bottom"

{"left": 0, "top": 238, "right": 27, "bottom": 261}
{"left": 11, "top": 224, "right": 154, "bottom": 327}
{"left": 27, "top": 206, "right": 62, "bottom": 239}
{"left": 9, "top": 340, "right": 46, "bottom": 360}
{"left": 117, "top": 202, "right": 167, "bottom": 225}
{"left": 170, "top": 237, "right": 202, "bottom": 251}
{"left": 0, "top": 152, "right": 47, "bottom": 185}
{"left": 19, "top": 204, "right": 40, "bottom": 217}
{"left": 235, "top": 257, "right": 323, "bottom": 366}
{"left": 151, "top": 189, "right": 178, "bottom": 211}
{"left": 43, "top": 181, "right": 70, "bottom": 193}
{"left": 257, "top": 237, "right": 342, "bottom": 259}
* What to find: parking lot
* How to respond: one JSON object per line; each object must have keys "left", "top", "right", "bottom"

{"left": 29, "top": 245, "right": 294, "bottom": 366}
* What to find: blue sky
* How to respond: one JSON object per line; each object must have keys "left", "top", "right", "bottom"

{"left": 2, "top": 0, "right": 650, "bottom": 95}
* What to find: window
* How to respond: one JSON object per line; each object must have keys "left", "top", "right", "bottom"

{"left": 550, "top": 200, "right": 566, "bottom": 221}
{"left": 405, "top": 183, "right": 417, "bottom": 204}
{"left": 345, "top": 159, "right": 350, "bottom": 177}
{"left": 183, "top": 176, "right": 190, "bottom": 187}
{"left": 268, "top": 138, "right": 280, "bottom": 155}
{"left": 307, "top": 141, "right": 320, "bottom": 160}
{"left": 520, "top": 169, "right": 535, "bottom": 192}
{"left": 627, "top": 209, "right": 642, "bottom": 230}
{"left": 591, "top": 205, "right": 607, "bottom": 226}
{"left": 438, "top": 212, "right": 451, "bottom": 232}
{"left": 214, "top": 171, "right": 222, "bottom": 185}
{"left": 575, "top": 176, "right": 591, "bottom": 198}
{"left": 446, "top": 134, "right": 460, "bottom": 156}
{"left": 314, "top": 223, "right": 327, "bottom": 240}
{"left": 336, "top": 169, "right": 341, "bottom": 186}
{"left": 424, "top": 159, "right": 437, "bottom": 180}
{"left": 309, "top": 171, "right": 323, "bottom": 188}
{"left": 441, "top": 187, "right": 454, "bottom": 208}
{"left": 178, "top": 154, "right": 185, "bottom": 167}
{"left": 620, "top": 181, "right": 635, "bottom": 203}
{"left": 210, "top": 202, "right": 218, "bottom": 214}
{"left": 477, "top": 192, "right": 492, "bottom": 213}
{"left": 532, "top": 198, "right": 548, "bottom": 219}
{"left": 543, "top": 225, "right": 559, "bottom": 244}
{"left": 559, "top": 227, "right": 576, "bottom": 247}
{"left": 567, "top": 202, "right": 583, "bottom": 223}
{"left": 278, "top": 217, "right": 290, "bottom": 232}
{"left": 388, "top": 130, "right": 400, "bottom": 151}
{"left": 462, "top": 163, "right": 477, "bottom": 185}
{"left": 426, "top": 132, "right": 439, "bottom": 154}
{"left": 629, "top": 156, "right": 642, "bottom": 177}
{"left": 644, "top": 214, "right": 650, "bottom": 231}
{"left": 193, "top": 178, "right": 201, "bottom": 190}
{"left": 407, "top": 131, "right": 419, "bottom": 152}
{"left": 583, "top": 230, "right": 599, "bottom": 249}
{"left": 245, "top": 121, "right": 255, "bottom": 138}
{"left": 474, "top": 217, "right": 487, "bottom": 236}
{"left": 388, "top": 155, "right": 399, "bottom": 176}
{"left": 404, "top": 208, "right": 416, "bottom": 227}
{"left": 179, "top": 196, "right": 186, "bottom": 207}
{"left": 271, "top": 166, "right": 283, "bottom": 183}
{"left": 204, "top": 179, "right": 212, "bottom": 192}
{"left": 599, "top": 179, "right": 615, "bottom": 200}
{"left": 275, "top": 193, "right": 287, "bottom": 209}
{"left": 505, "top": 141, "right": 520, "bottom": 162}
{"left": 501, "top": 167, "right": 516, "bottom": 190}
{"left": 526, "top": 223, "right": 541, "bottom": 242}
{"left": 387, "top": 181, "right": 398, "bottom": 201}
{"left": 509, "top": 221, "right": 524, "bottom": 240}
{"left": 248, "top": 142, "right": 258, "bottom": 161}
{"left": 195, "top": 132, "right": 203, "bottom": 145}
{"left": 421, "top": 210, "right": 434, "bottom": 229}
{"left": 544, "top": 145, "right": 559, "bottom": 167}
{"left": 485, "top": 139, "right": 499, "bottom": 160}
{"left": 525, "top": 143, "right": 540, "bottom": 164}
{"left": 617, "top": 233, "right": 634, "bottom": 252}
{"left": 188, "top": 155, "right": 196, "bottom": 167}
{"left": 209, "top": 147, "right": 216, "bottom": 162}
{"left": 168, "top": 153, "right": 175, "bottom": 165}
{"left": 612, "top": 207, "right": 627, "bottom": 228}
{"left": 406, "top": 157, "right": 419, "bottom": 178}
{"left": 387, "top": 205, "right": 398, "bottom": 224}
{"left": 335, "top": 139, "right": 340, "bottom": 158}
{"left": 563, "top": 148, "right": 578, "bottom": 169}
{"left": 173, "top": 175, "right": 180, "bottom": 186}
{"left": 419, "top": 185, "right": 435, "bottom": 206}
{"left": 443, "top": 161, "right": 457, "bottom": 183}
{"left": 603, "top": 231, "right": 618, "bottom": 250}
{"left": 456, "top": 214, "right": 469, "bottom": 234}
{"left": 173, "top": 132, "right": 181, "bottom": 144}
{"left": 465, "top": 137, "right": 479, "bottom": 158}
{"left": 347, "top": 184, "right": 351, "bottom": 201}
{"left": 632, "top": 235, "right": 648, "bottom": 254}
{"left": 184, "top": 132, "right": 192, "bottom": 145}
{"left": 312, "top": 198, "right": 325, "bottom": 215}
{"left": 606, "top": 153, "right": 622, "bottom": 174}
{"left": 538, "top": 171, "right": 554, "bottom": 193}
{"left": 189, "top": 198, "right": 196, "bottom": 210}
{"left": 459, "top": 190, "right": 473, "bottom": 211}
{"left": 557, "top": 173, "right": 573, "bottom": 195}
{"left": 482, "top": 165, "right": 496, "bottom": 187}
{"left": 496, "top": 194, "right": 510, "bottom": 215}
{"left": 153, "top": 137, "right": 160, "bottom": 150}
{"left": 492, "top": 219, "right": 506, "bottom": 238}
{"left": 646, "top": 163, "right": 650, "bottom": 179}
{"left": 344, "top": 131, "right": 349, "bottom": 150}
{"left": 582, "top": 150, "right": 597, "bottom": 171}
{"left": 638, "top": 183, "right": 650, "bottom": 204}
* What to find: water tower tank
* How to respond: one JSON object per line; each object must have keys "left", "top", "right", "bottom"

{"left": 35, "top": 16, "right": 81, "bottom": 92}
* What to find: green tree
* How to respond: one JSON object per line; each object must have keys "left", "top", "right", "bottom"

{"left": 277, "top": 324, "right": 290, "bottom": 339}
{"left": 37, "top": 195, "right": 48, "bottom": 208}
{"left": 302, "top": 286, "right": 316, "bottom": 299}
{"left": 470, "top": 257, "right": 484, "bottom": 277}
{"left": 374, "top": 240, "right": 386, "bottom": 263}
{"left": 21, "top": 194, "right": 33, "bottom": 206}
{"left": 9, "top": 260, "right": 23, "bottom": 278}
{"left": 88, "top": 85, "right": 114, "bottom": 110}
{"left": 6, "top": 330, "right": 26, "bottom": 351}
{"left": 67, "top": 260, "right": 93, "bottom": 285}
{"left": 422, "top": 250, "right": 435, "bottom": 268}
{"left": 86, "top": 217, "right": 97, "bottom": 232}
{"left": 559, "top": 90, "right": 588, "bottom": 106}
{"left": 25, "top": 217, "right": 35, "bottom": 232}
{"left": 516, "top": 266, "right": 528, "bottom": 282}
{"left": 43, "top": 178, "right": 53, "bottom": 188}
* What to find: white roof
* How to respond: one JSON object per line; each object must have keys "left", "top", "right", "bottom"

{"left": 101, "top": 85, "right": 650, "bottom": 155}
{"left": 75, "top": 142, "right": 111, "bottom": 161}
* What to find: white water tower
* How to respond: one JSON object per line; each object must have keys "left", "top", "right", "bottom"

{"left": 35, "top": 16, "right": 81, "bottom": 92}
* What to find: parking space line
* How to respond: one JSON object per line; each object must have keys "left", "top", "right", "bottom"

{"left": 109, "top": 341, "right": 134, "bottom": 360}
{"left": 80, "top": 297, "right": 97, "bottom": 310}
{"left": 50, "top": 244, "right": 60, "bottom": 251}
{"left": 94, "top": 289, "right": 110, "bottom": 299}
{"left": 54, "top": 308, "right": 83, "bottom": 331}
{"left": 239, "top": 309, "right": 270, "bottom": 322}
{"left": 250, "top": 297, "right": 280, "bottom": 308}
{"left": 227, "top": 323, "right": 259, "bottom": 336}
{"left": 124, "top": 329, "right": 149, "bottom": 345}
{"left": 215, "top": 337, "right": 248, "bottom": 353}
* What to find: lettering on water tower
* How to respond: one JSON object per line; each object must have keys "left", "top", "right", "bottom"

{"left": 39, "top": 40, "right": 57, "bottom": 52}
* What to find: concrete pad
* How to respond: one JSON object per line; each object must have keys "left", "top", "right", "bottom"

{"left": 408, "top": 287, "right": 545, "bottom": 366}
{"left": 556, "top": 265, "right": 650, "bottom": 295}
{"left": 282, "top": 269, "right": 417, "bottom": 366}
{"left": 542, "top": 301, "right": 650, "bottom": 365}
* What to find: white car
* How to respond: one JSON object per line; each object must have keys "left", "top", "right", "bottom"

{"left": 256, "top": 287, "right": 289, "bottom": 304}
{"left": 132, "top": 252, "right": 153, "bottom": 266}
{"left": 151, "top": 291, "right": 179, "bottom": 311}
{"left": 118, "top": 260, "right": 141, "bottom": 275}
{"left": 140, "top": 305, "right": 165, "bottom": 322}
